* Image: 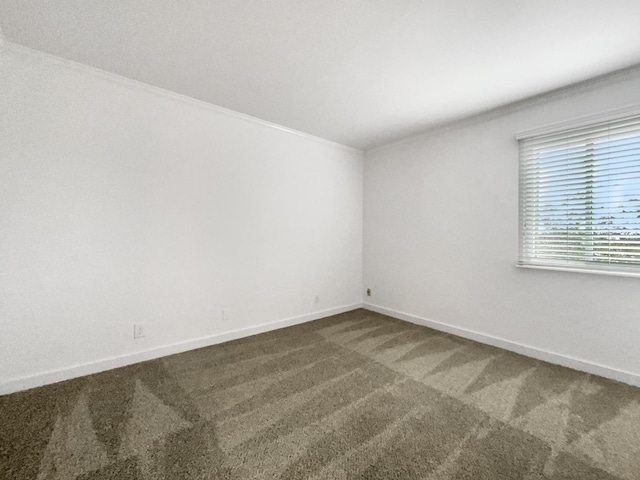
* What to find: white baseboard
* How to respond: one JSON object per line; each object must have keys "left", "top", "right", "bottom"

{"left": 0, "top": 303, "right": 363, "bottom": 396}
{"left": 364, "top": 303, "right": 640, "bottom": 388}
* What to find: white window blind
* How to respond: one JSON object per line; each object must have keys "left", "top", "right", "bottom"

{"left": 519, "top": 112, "right": 640, "bottom": 274}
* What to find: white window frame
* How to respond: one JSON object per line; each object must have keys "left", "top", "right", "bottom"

{"left": 516, "top": 104, "right": 640, "bottom": 278}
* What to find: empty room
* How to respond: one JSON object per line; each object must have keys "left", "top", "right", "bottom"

{"left": 2, "top": 1, "right": 640, "bottom": 479}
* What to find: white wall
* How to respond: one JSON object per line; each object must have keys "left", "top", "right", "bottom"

{"left": 0, "top": 44, "right": 363, "bottom": 394}
{"left": 364, "top": 67, "right": 640, "bottom": 385}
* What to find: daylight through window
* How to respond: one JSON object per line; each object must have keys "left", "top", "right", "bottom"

{"left": 518, "top": 112, "right": 640, "bottom": 274}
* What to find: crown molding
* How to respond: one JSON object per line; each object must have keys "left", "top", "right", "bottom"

{"left": 1, "top": 41, "right": 362, "bottom": 156}
{"left": 368, "top": 62, "right": 640, "bottom": 155}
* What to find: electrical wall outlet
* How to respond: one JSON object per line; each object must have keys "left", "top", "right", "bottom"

{"left": 314, "top": 295, "right": 320, "bottom": 304}
{"left": 133, "top": 324, "right": 146, "bottom": 339}
{"left": 366, "top": 288, "right": 371, "bottom": 297}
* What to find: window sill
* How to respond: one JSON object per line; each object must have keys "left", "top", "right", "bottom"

{"left": 515, "top": 263, "right": 640, "bottom": 279}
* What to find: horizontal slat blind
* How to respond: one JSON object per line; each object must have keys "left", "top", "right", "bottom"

{"left": 519, "top": 113, "right": 640, "bottom": 272}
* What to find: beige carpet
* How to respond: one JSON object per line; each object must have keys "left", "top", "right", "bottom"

{"left": 2, "top": 309, "right": 639, "bottom": 479}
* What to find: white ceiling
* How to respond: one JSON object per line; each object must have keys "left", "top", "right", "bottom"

{"left": 2, "top": 1, "right": 640, "bottom": 150}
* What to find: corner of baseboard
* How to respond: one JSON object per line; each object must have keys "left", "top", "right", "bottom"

{"left": 363, "top": 302, "right": 640, "bottom": 388}
{"left": 0, "top": 302, "right": 362, "bottom": 396}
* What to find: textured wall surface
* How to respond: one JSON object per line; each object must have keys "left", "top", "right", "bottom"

{"left": 364, "top": 67, "right": 640, "bottom": 382}
{"left": 0, "top": 44, "right": 363, "bottom": 391}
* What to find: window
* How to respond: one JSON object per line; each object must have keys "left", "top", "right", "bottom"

{"left": 518, "top": 110, "right": 640, "bottom": 275}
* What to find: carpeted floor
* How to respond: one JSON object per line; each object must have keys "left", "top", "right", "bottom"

{"left": 2, "top": 309, "right": 639, "bottom": 479}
